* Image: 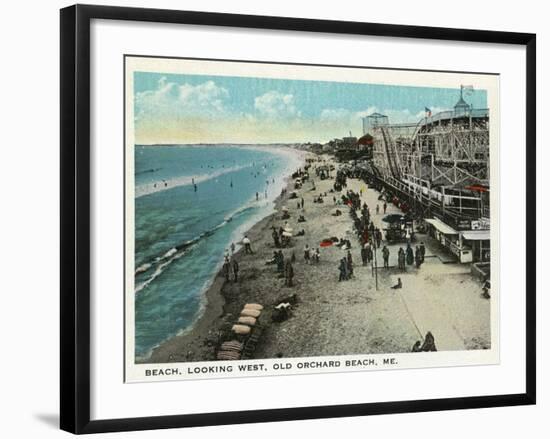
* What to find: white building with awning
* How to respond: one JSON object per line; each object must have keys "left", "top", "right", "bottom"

{"left": 461, "top": 230, "right": 490, "bottom": 241}
{"left": 424, "top": 218, "right": 458, "bottom": 235}
{"left": 424, "top": 218, "right": 489, "bottom": 263}
{"left": 460, "top": 230, "right": 491, "bottom": 262}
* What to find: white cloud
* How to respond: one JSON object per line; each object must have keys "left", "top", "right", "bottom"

{"left": 254, "top": 91, "right": 299, "bottom": 118}
{"left": 135, "top": 78, "right": 229, "bottom": 121}
{"left": 320, "top": 108, "right": 352, "bottom": 121}
{"left": 318, "top": 107, "right": 378, "bottom": 136}
{"left": 319, "top": 105, "right": 452, "bottom": 130}
{"left": 353, "top": 107, "right": 379, "bottom": 120}
{"left": 320, "top": 106, "right": 378, "bottom": 123}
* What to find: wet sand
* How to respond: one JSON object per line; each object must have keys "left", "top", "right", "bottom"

{"left": 145, "top": 154, "right": 491, "bottom": 364}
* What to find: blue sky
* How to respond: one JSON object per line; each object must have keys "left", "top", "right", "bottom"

{"left": 134, "top": 71, "right": 487, "bottom": 144}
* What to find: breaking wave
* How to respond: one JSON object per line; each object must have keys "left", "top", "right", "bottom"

{"left": 134, "top": 202, "right": 257, "bottom": 294}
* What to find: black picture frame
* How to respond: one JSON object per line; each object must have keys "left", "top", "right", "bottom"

{"left": 60, "top": 4, "right": 536, "bottom": 434}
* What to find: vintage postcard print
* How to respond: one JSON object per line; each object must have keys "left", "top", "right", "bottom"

{"left": 124, "top": 56, "right": 499, "bottom": 382}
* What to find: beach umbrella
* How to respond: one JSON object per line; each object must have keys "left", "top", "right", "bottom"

{"left": 282, "top": 231, "right": 292, "bottom": 237}
{"left": 382, "top": 214, "right": 405, "bottom": 224}
{"left": 320, "top": 240, "right": 333, "bottom": 247}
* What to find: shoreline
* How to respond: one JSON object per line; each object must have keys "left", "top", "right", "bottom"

{"left": 141, "top": 151, "right": 306, "bottom": 364}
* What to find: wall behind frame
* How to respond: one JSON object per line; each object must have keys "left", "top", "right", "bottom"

{"left": 0, "top": 0, "right": 545, "bottom": 438}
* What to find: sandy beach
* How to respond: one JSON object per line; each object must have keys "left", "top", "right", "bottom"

{"left": 144, "top": 153, "right": 490, "bottom": 364}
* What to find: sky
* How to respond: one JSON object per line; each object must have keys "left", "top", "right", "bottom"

{"left": 133, "top": 71, "right": 488, "bottom": 145}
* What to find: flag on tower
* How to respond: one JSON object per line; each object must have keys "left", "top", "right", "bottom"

{"left": 462, "top": 85, "right": 474, "bottom": 96}
{"left": 425, "top": 107, "right": 432, "bottom": 117}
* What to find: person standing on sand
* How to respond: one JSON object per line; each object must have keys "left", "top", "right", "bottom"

{"left": 243, "top": 235, "right": 253, "bottom": 254}
{"left": 344, "top": 257, "right": 350, "bottom": 280}
{"left": 376, "top": 204, "right": 380, "bottom": 215}
{"left": 338, "top": 258, "right": 347, "bottom": 281}
{"left": 364, "top": 241, "right": 372, "bottom": 264}
{"left": 419, "top": 241, "right": 426, "bottom": 262}
{"left": 272, "top": 228, "right": 280, "bottom": 248}
{"left": 231, "top": 242, "right": 236, "bottom": 255}
{"left": 304, "top": 244, "right": 311, "bottom": 264}
{"left": 415, "top": 246, "right": 423, "bottom": 268}
{"left": 347, "top": 250, "right": 354, "bottom": 277}
{"left": 301, "top": 197, "right": 305, "bottom": 209}
{"left": 376, "top": 228, "right": 382, "bottom": 248}
{"left": 382, "top": 245, "right": 390, "bottom": 269}
{"left": 406, "top": 243, "right": 414, "bottom": 266}
{"left": 276, "top": 250, "right": 285, "bottom": 273}
{"left": 383, "top": 201, "right": 387, "bottom": 214}
{"left": 361, "top": 244, "right": 368, "bottom": 266}
{"left": 369, "top": 223, "right": 375, "bottom": 243}
{"left": 367, "top": 242, "right": 373, "bottom": 263}
{"left": 284, "top": 260, "right": 294, "bottom": 287}
{"left": 314, "top": 248, "right": 320, "bottom": 263}
{"left": 398, "top": 247, "right": 406, "bottom": 271}
{"left": 222, "top": 258, "right": 231, "bottom": 281}
{"left": 232, "top": 259, "right": 239, "bottom": 282}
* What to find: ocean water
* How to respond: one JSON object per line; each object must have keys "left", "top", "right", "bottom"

{"left": 134, "top": 145, "right": 302, "bottom": 359}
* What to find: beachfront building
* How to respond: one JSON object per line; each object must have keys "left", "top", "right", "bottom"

{"left": 341, "top": 136, "right": 358, "bottom": 148}
{"left": 327, "top": 136, "right": 358, "bottom": 151}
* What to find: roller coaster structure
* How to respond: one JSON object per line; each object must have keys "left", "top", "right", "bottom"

{"left": 368, "top": 103, "right": 490, "bottom": 225}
